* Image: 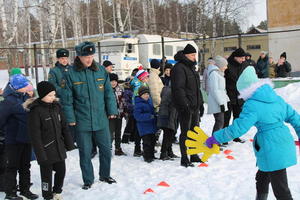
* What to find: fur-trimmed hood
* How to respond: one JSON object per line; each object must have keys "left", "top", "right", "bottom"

{"left": 73, "top": 56, "right": 99, "bottom": 71}
{"left": 23, "top": 97, "right": 60, "bottom": 111}
{"left": 238, "top": 79, "right": 274, "bottom": 101}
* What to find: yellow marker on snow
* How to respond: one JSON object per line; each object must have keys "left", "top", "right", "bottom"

{"left": 185, "top": 126, "right": 220, "bottom": 162}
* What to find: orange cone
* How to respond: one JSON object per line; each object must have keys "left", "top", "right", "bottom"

{"left": 226, "top": 155, "right": 235, "bottom": 160}
{"left": 157, "top": 181, "right": 170, "bottom": 187}
{"left": 249, "top": 139, "right": 254, "bottom": 142}
{"left": 144, "top": 188, "right": 155, "bottom": 194}
{"left": 223, "top": 149, "right": 232, "bottom": 155}
{"left": 198, "top": 163, "right": 209, "bottom": 167}
{"left": 295, "top": 141, "right": 300, "bottom": 146}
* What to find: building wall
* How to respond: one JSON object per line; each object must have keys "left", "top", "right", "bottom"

{"left": 268, "top": 0, "right": 300, "bottom": 71}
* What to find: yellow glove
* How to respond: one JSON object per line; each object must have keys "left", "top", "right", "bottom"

{"left": 185, "top": 126, "right": 220, "bottom": 162}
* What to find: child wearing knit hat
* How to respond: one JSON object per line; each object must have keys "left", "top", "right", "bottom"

{"left": 133, "top": 86, "right": 157, "bottom": 163}
{"left": 0, "top": 74, "right": 38, "bottom": 200}
{"left": 26, "top": 81, "right": 75, "bottom": 200}
{"left": 206, "top": 66, "right": 300, "bottom": 199}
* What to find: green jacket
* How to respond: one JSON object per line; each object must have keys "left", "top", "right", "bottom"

{"left": 61, "top": 58, "right": 117, "bottom": 132}
{"left": 48, "top": 62, "right": 70, "bottom": 98}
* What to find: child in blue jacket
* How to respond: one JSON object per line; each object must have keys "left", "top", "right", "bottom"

{"left": 206, "top": 66, "right": 300, "bottom": 200}
{"left": 133, "top": 86, "right": 157, "bottom": 163}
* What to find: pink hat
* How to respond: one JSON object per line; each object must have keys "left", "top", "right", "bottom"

{"left": 136, "top": 67, "right": 149, "bottom": 81}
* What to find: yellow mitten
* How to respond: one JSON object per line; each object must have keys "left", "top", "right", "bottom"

{"left": 185, "top": 126, "right": 220, "bottom": 162}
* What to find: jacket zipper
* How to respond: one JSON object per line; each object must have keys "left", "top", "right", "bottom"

{"left": 44, "top": 140, "right": 55, "bottom": 148}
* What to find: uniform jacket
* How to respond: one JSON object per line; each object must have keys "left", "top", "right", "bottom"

{"left": 61, "top": 57, "right": 118, "bottom": 132}
{"left": 48, "top": 62, "right": 70, "bottom": 98}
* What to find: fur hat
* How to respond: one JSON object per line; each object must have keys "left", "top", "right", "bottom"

{"left": 75, "top": 41, "right": 95, "bottom": 56}
{"left": 56, "top": 48, "right": 69, "bottom": 58}
{"left": 183, "top": 44, "right": 197, "bottom": 54}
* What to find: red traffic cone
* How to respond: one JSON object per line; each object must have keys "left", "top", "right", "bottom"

{"left": 144, "top": 188, "right": 155, "bottom": 194}
{"left": 295, "top": 141, "right": 300, "bottom": 146}
{"left": 226, "top": 155, "right": 235, "bottom": 160}
{"left": 157, "top": 181, "right": 170, "bottom": 187}
{"left": 223, "top": 149, "right": 232, "bottom": 155}
{"left": 249, "top": 139, "right": 254, "bottom": 142}
{"left": 198, "top": 163, "right": 209, "bottom": 167}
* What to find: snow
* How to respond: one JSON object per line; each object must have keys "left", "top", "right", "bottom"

{"left": 1, "top": 70, "right": 300, "bottom": 200}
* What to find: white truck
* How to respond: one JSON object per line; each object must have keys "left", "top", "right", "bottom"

{"left": 100, "top": 34, "right": 198, "bottom": 80}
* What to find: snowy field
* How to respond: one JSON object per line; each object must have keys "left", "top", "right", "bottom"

{"left": 1, "top": 69, "right": 300, "bottom": 200}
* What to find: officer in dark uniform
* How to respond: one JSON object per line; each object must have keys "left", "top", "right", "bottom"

{"left": 61, "top": 41, "right": 118, "bottom": 190}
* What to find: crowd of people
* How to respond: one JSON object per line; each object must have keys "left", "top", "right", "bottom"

{"left": 0, "top": 41, "right": 299, "bottom": 200}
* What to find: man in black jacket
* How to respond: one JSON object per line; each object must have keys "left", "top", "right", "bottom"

{"left": 224, "top": 48, "right": 247, "bottom": 143}
{"left": 171, "top": 44, "right": 204, "bottom": 167}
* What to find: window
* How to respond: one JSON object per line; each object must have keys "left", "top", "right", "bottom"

{"left": 153, "top": 44, "right": 161, "bottom": 55}
{"left": 177, "top": 46, "right": 184, "bottom": 52}
{"left": 247, "top": 45, "right": 261, "bottom": 50}
{"left": 224, "top": 46, "right": 237, "bottom": 52}
{"left": 101, "top": 41, "right": 125, "bottom": 53}
{"left": 165, "top": 45, "right": 173, "bottom": 57}
{"left": 199, "top": 48, "right": 209, "bottom": 53}
{"left": 126, "top": 43, "right": 135, "bottom": 53}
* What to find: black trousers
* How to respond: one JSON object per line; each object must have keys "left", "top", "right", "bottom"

{"left": 133, "top": 118, "right": 141, "bottom": 151}
{"left": 68, "top": 125, "right": 76, "bottom": 144}
{"left": 109, "top": 118, "right": 123, "bottom": 149}
{"left": 40, "top": 161, "right": 66, "bottom": 199}
{"left": 161, "top": 128, "right": 174, "bottom": 155}
{"left": 224, "top": 103, "right": 242, "bottom": 128}
{"left": 212, "top": 112, "right": 225, "bottom": 134}
{"left": 123, "top": 115, "right": 136, "bottom": 142}
{"left": 5, "top": 144, "right": 31, "bottom": 194}
{"left": 256, "top": 169, "right": 293, "bottom": 200}
{"left": 178, "top": 110, "right": 200, "bottom": 158}
{"left": 142, "top": 134, "right": 156, "bottom": 160}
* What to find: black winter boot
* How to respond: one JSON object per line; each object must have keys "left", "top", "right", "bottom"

{"left": 190, "top": 154, "right": 203, "bottom": 163}
{"left": 181, "top": 156, "right": 194, "bottom": 168}
{"left": 19, "top": 190, "right": 39, "bottom": 199}
{"left": 160, "top": 152, "right": 174, "bottom": 161}
{"left": 255, "top": 193, "right": 268, "bottom": 200}
{"left": 133, "top": 146, "right": 143, "bottom": 157}
{"left": 4, "top": 193, "right": 23, "bottom": 200}
{"left": 168, "top": 148, "right": 179, "bottom": 158}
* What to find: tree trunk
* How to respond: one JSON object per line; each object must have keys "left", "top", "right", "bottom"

{"left": 86, "top": 0, "right": 90, "bottom": 35}
{"left": 97, "top": 0, "right": 105, "bottom": 38}
{"left": 116, "top": 0, "right": 124, "bottom": 33}
{"left": 142, "top": 0, "right": 148, "bottom": 33}
{"left": 24, "top": 0, "right": 33, "bottom": 77}
{"left": 149, "top": 0, "right": 157, "bottom": 34}
{"left": 211, "top": 0, "right": 217, "bottom": 57}
{"left": 176, "top": 1, "right": 181, "bottom": 34}
{"left": 112, "top": 0, "right": 117, "bottom": 33}
{"left": 37, "top": 0, "right": 46, "bottom": 80}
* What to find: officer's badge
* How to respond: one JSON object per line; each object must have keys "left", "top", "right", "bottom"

{"left": 61, "top": 79, "right": 66, "bottom": 88}
{"left": 98, "top": 84, "right": 104, "bottom": 91}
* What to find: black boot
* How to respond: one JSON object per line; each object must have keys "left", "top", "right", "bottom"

{"left": 168, "top": 148, "right": 179, "bottom": 158}
{"left": 82, "top": 183, "right": 93, "bottom": 190}
{"left": 255, "top": 193, "right": 268, "bottom": 200}
{"left": 181, "top": 156, "right": 194, "bottom": 168}
{"left": 4, "top": 193, "right": 23, "bottom": 200}
{"left": 190, "top": 154, "right": 203, "bottom": 163}
{"left": 160, "top": 152, "right": 174, "bottom": 161}
{"left": 19, "top": 190, "right": 39, "bottom": 200}
{"left": 133, "top": 146, "right": 143, "bottom": 157}
{"left": 121, "top": 134, "right": 130, "bottom": 144}
{"left": 100, "top": 177, "right": 117, "bottom": 184}
{"left": 233, "top": 137, "right": 245, "bottom": 143}
{"left": 115, "top": 148, "right": 127, "bottom": 156}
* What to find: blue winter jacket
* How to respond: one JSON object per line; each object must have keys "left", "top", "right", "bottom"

{"left": 214, "top": 81, "right": 300, "bottom": 172}
{"left": 0, "top": 84, "right": 31, "bottom": 144}
{"left": 133, "top": 96, "right": 157, "bottom": 137}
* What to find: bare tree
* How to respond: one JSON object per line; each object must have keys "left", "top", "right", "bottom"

{"left": 149, "top": 0, "right": 157, "bottom": 34}
{"left": 37, "top": 0, "right": 47, "bottom": 79}
{"left": 112, "top": 0, "right": 117, "bottom": 33}
{"left": 24, "top": 0, "right": 34, "bottom": 77}
{"left": 142, "top": 0, "right": 149, "bottom": 32}
{"left": 97, "top": 0, "right": 105, "bottom": 37}
{"left": 116, "top": 0, "right": 124, "bottom": 33}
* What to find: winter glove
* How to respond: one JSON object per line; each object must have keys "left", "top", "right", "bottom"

{"left": 185, "top": 126, "right": 220, "bottom": 162}
{"left": 220, "top": 105, "right": 225, "bottom": 113}
{"left": 206, "top": 136, "right": 220, "bottom": 148}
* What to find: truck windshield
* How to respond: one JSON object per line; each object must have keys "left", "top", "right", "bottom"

{"left": 101, "top": 41, "right": 125, "bottom": 53}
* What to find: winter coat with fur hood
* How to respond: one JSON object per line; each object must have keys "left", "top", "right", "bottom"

{"left": 25, "top": 98, "right": 75, "bottom": 165}
{"left": 213, "top": 79, "right": 300, "bottom": 172}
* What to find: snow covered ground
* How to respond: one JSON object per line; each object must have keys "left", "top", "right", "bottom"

{"left": 1, "top": 69, "right": 300, "bottom": 200}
